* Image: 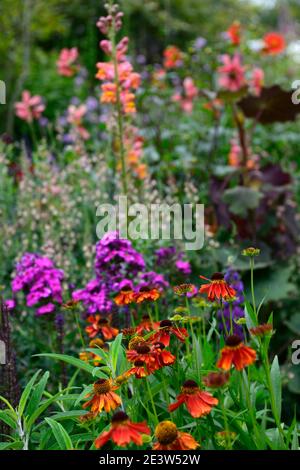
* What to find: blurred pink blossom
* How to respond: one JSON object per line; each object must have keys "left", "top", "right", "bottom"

{"left": 250, "top": 68, "right": 264, "bottom": 96}
{"left": 15, "top": 90, "right": 45, "bottom": 123}
{"left": 57, "top": 47, "right": 79, "bottom": 77}
{"left": 218, "top": 54, "right": 246, "bottom": 92}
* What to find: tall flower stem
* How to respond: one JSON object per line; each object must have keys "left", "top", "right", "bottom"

{"left": 250, "top": 257, "right": 256, "bottom": 317}
{"left": 108, "top": 4, "right": 127, "bottom": 195}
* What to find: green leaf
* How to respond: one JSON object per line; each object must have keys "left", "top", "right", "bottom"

{"left": 27, "top": 388, "right": 71, "bottom": 430}
{"left": 109, "top": 333, "right": 123, "bottom": 375}
{"left": 26, "top": 371, "right": 50, "bottom": 417}
{"left": 244, "top": 301, "right": 258, "bottom": 330}
{"left": 0, "top": 410, "right": 17, "bottom": 429}
{"left": 223, "top": 186, "right": 263, "bottom": 217}
{"left": 0, "top": 441, "right": 24, "bottom": 450}
{"left": 18, "top": 370, "right": 41, "bottom": 418}
{"left": 270, "top": 355, "right": 282, "bottom": 421}
{"left": 36, "top": 353, "right": 108, "bottom": 378}
{"left": 45, "top": 417, "right": 73, "bottom": 450}
{"left": 50, "top": 410, "right": 87, "bottom": 421}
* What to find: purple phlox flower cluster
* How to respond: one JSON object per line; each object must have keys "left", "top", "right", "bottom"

{"left": 11, "top": 253, "right": 64, "bottom": 316}
{"left": 217, "top": 268, "right": 245, "bottom": 338}
{"left": 136, "top": 271, "right": 169, "bottom": 292}
{"left": 73, "top": 232, "right": 146, "bottom": 315}
{"left": 155, "top": 245, "right": 191, "bottom": 275}
{"left": 73, "top": 279, "right": 113, "bottom": 316}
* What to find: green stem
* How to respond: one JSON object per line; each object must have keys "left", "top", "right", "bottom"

{"left": 146, "top": 378, "right": 159, "bottom": 425}
{"left": 250, "top": 257, "right": 256, "bottom": 317}
{"left": 74, "top": 311, "right": 85, "bottom": 349}
{"left": 109, "top": 17, "right": 128, "bottom": 195}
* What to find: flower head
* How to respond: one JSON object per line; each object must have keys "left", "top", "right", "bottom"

{"left": 153, "top": 421, "right": 199, "bottom": 450}
{"left": 242, "top": 247, "right": 260, "bottom": 257}
{"left": 151, "top": 319, "right": 188, "bottom": 347}
{"left": 203, "top": 371, "right": 230, "bottom": 388}
{"left": 250, "top": 323, "right": 273, "bottom": 337}
{"left": 169, "top": 380, "right": 218, "bottom": 418}
{"left": 173, "top": 283, "right": 195, "bottom": 296}
{"left": 83, "top": 379, "right": 121, "bottom": 415}
{"left": 218, "top": 54, "right": 246, "bottom": 92}
{"left": 136, "top": 314, "right": 159, "bottom": 335}
{"left": 114, "top": 286, "right": 135, "bottom": 306}
{"left": 263, "top": 32, "right": 285, "bottom": 55}
{"left": 85, "top": 315, "right": 119, "bottom": 340}
{"left": 217, "top": 335, "right": 256, "bottom": 370}
{"left": 134, "top": 287, "right": 160, "bottom": 304}
{"left": 250, "top": 68, "right": 264, "bottom": 96}
{"left": 57, "top": 48, "right": 79, "bottom": 76}
{"left": 226, "top": 21, "right": 241, "bottom": 46}
{"left": 163, "top": 46, "right": 183, "bottom": 69}
{"left": 94, "top": 411, "right": 150, "bottom": 448}
{"left": 15, "top": 91, "right": 45, "bottom": 123}
{"left": 199, "top": 273, "right": 236, "bottom": 302}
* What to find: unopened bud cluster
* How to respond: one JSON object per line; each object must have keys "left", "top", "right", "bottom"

{"left": 97, "top": 4, "right": 123, "bottom": 34}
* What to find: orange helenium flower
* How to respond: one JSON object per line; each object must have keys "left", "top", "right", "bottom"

{"left": 133, "top": 287, "right": 160, "bottom": 303}
{"left": 126, "top": 360, "right": 150, "bottom": 379}
{"left": 217, "top": 335, "right": 256, "bottom": 371}
{"left": 94, "top": 411, "right": 150, "bottom": 448}
{"left": 151, "top": 342, "right": 176, "bottom": 369}
{"left": 85, "top": 315, "right": 119, "bottom": 340}
{"left": 126, "top": 343, "right": 156, "bottom": 368}
{"left": 199, "top": 273, "right": 236, "bottom": 301}
{"left": 153, "top": 421, "right": 199, "bottom": 450}
{"left": 83, "top": 379, "right": 121, "bottom": 415}
{"left": 114, "top": 287, "right": 135, "bottom": 306}
{"left": 169, "top": 380, "right": 218, "bottom": 418}
{"left": 136, "top": 314, "right": 159, "bottom": 334}
{"left": 151, "top": 319, "right": 188, "bottom": 347}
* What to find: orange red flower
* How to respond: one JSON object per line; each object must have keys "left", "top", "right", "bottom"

{"left": 153, "top": 421, "right": 199, "bottom": 450}
{"left": 217, "top": 335, "right": 256, "bottom": 370}
{"left": 85, "top": 315, "right": 119, "bottom": 340}
{"left": 169, "top": 380, "right": 218, "bottom": 418}
{"left": 226, "top": 21, "right": 241, "bottom": 46}
{"left": 136, "top": 314, "right": 159, "bottom": 335}
{"left": 83, "top": 379, "right": 122, "bottom": 415}
{"left": 250, "top": 323, "right": 273, "bottom": 337}
{"left": 151, "top": 319, "right": 188, "bottom": 347}
{"left": 203, "top": 371, "right": 230, "bottom": 388}
{"left": 262, "top": 32, "right": 285, "bottom": 55}
{"left": 94, "top": 411, "right": 150, "bottom": 448}
{"left": 114, "top": 287, "right": 135, "bottom": 306}
{"left": 199, "top": 272, "right": 236, "bottom": 302}
{"left": 163, "top": 46, "right": 183, "bottom": 69}
{"left": 133, "top": 287, "right": 160, "bottom": 303}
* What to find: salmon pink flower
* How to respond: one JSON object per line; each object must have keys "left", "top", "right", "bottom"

{"left": 169, "top": 380, "right": 218, "bottom": 418}
{"left": 199, "top": 272, "right": 236, "bottom": 302}
{"left": 153, "top": 421, "right": 199, "bottom": 450}
{"left": 218, "top": 54, "right": 246, "bottom": 92}
{"left": 15, "top": 91, "right": 45, "bottom": 123}
{"left": 262, "top": 32, "right": 285, "bottom": 55}
{"left": 67, "top": 104, "right": 90, "bottom": 140}
{"left": 101, "top": 83, "right": 117, "bottom": 103}
{"left": 57, "top": 48, "right": 79, "bottom": 77}
{"left": 94, "top": 411, "right": 150, "bottom": 448}
{"left": 217, "top": 335, "right": 256, "bottom": 370}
